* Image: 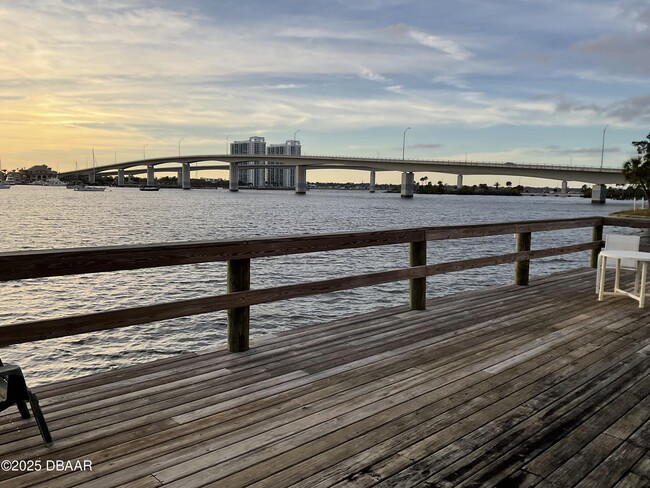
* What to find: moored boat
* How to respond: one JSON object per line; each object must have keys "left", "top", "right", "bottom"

{"left": 74, "top": 185, "right": 106, "bottom": 192}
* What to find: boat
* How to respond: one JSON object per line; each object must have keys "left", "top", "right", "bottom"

{"left": 74, "top": 185, "right": 106, "bottom": 192}
{"left": 139, "top": 186, "right": 160, "bottom": 191}
{"left": 72, "top": 150, "right": 106, "bottom": 191}
{"left": 46, "top": 177, "right": 67, "bottom": 186}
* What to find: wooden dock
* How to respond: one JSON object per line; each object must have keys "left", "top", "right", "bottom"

{"left": 1, "top": 267, "right": 649, "bottom": 487}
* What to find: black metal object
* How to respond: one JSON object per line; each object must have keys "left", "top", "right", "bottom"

{"left": 0, "top": 359, "right": 52, "bottom": 447}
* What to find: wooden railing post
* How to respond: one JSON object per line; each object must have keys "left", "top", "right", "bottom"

{"left": 591, "top": 224, "right": 604, "bottom": 268}
{"left": 514, "top": 232, "right": 531, "bottom": 286}
{"left": 410, "top": 241, "right": 427, "bottom": 310}
{"left": 227, "top": 258, "right": 250, "bottom": 352}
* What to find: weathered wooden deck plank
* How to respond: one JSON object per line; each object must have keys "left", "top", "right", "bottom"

{"left": 1, "top": 268, "right": 649, "bottom": 488}
{"left": 282, "top": 328, "right": 645, "bottom": 488}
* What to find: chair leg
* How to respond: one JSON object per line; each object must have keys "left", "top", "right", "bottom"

{"left": 16, "top": 399, "right": 30, "bottom": 419}
{"left": 27, "top": 392, "right": 52, "bottom": 447}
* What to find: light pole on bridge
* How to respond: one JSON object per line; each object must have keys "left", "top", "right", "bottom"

{"left": 226, "top": 134, "right": 231, "bottom": 154}
{"left": 402, "top": 127, "right": 411, "bottom": 160}
{"left": 600, "top": 124, "right": 609, "bottom": 169}
{"left": 143, "top": 144, "right": 148, "bottom": 160}
{"left": 178, "top": 138, "right": 184, "bottom": 157}
{"left": 293, "top": 129, "right": 300, "bottom": 141}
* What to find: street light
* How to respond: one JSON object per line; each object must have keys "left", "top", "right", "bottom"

{"left": 600, "top": 124, "right": 609, "bottom": 169}
{"left": 226, "top": 134, "right": 231, "bottom": 154}
{"left": 143, "top": 144, "right": 148, "bottom": 160}
{"left": 402, "top": 127, "right": 411, "bottom": 160}
{"left": 178, "top": 138, "right": 184, "bottom": 157}
{"left": 293, "top": 129, "right": 301, "bottom": 141}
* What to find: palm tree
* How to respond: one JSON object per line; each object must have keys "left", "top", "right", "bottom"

{"left": 623, "top": 157, "right": 650, "bottom": 202}
{"left": 506, "top": 181, "right": 512, "bottom": 187}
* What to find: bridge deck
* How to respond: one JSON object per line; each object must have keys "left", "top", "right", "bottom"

{"left": 1, "top": 268, "right": 649, "bottom": 487}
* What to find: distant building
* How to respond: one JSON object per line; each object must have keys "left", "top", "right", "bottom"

{"left": 231, "top": 136, "right": 266, "bottom": 187}
{"left": 230, "top": 136, "right": 302, "bottom": 188}
{"left": 5, "top": 165, "right": 57, "bottom": 184}
{"left": 267, "top": 140, "right": 300, "bottom": 188}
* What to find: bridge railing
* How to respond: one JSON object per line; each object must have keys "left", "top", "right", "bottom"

{"left": 62, "top": 154, "right": 621, "bottom": 178}
{"left": 0, "top": 216, "right": 644, "bottom": 351}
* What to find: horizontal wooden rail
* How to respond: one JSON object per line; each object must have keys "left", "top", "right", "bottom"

{"left": 2, "top": 215, "right": 648, "bottom": 349}
{"left": 424, "top": 216, "right": 602, "bottom": 241}
{"left": 603, "top": 216, "right": 650, "bottom": 229}
{"left": 0, "top": 240, "right": 601, "bottom": 346}
{"left": 0, "top": 217, "right": 602, "bottom": 282}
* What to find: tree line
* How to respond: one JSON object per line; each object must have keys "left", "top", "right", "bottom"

{"left": 623, "top": 133, "right": 650, "bottom": 200}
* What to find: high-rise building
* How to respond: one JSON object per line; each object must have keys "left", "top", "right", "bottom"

{"left": 267, "top": 140, "right": 300, "bottom": 188}
{"left": 230, "top": 136, "right": 266, "bottom": 187}
{"left": 230, "top": 136, "right": 302, "bottom": 188}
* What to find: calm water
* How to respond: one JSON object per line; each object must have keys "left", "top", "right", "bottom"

{"left": 0, "top": 185, "right": 636, "bottom": 385}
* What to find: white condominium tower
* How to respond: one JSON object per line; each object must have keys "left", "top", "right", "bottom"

{"left": 267, "top": 140, "right": 300, "bottom": 188}
{"left": 230, "top": 136, "right": 301, "bottom": 188}
{"left": 230, "top": 136, "right": 266, "bottom": 187}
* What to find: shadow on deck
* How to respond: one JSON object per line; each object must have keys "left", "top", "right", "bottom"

{"left": 1, "top": 268, "right": 649, "bottom": 488}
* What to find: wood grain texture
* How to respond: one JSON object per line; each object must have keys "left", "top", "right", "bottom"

{"left": 1, "top": 269, "right": 649, "bottom": 487}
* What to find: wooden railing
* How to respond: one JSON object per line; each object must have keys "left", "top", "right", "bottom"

{"left": 0, "top": 216, "right": 647, "bottom": 351}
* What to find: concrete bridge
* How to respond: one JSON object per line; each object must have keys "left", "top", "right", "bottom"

{"left": 58, "top": 154, "right": 626, "bottom": 202}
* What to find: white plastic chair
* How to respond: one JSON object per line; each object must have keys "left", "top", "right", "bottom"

{"left": 595, "top": 234, "right": 641, "bottom": 293}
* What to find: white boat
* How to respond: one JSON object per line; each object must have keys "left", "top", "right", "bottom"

{"left": 74, "top": 185, "right": 105, "bottom": 192}
{"left": 72, "top": 150, "right": 106, "bottom": 191}
{"left": 46, "top": 177, "right": 67, "bottom": 186}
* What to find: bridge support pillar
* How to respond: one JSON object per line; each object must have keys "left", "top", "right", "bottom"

{"left": 296, "top": 165, "right": 307, "bottom": 194}
{"left": 591, "top": 184, "right": 607, "bottom": 204}
{"left": 182, "top": 163, "right": 191, "bottom": 190}
{"left": 229, "top": 163, "right": 239, "bottom": 192}
{"left": 561, "top": 180, "right": 568, "bottom": 193}
{"left": 401, "top": 172, "right": 414, "bottom": 198}
{"left": 369, "top": 171, "right": 376, "bottom": 193}
{"left": 456, "top": 174, "right": 463, "bottom": 189}
{"left": 117, "top": 169, "right": 125, "bottom": 187}
{"left": 177, "top": 170, "right": 183, "bottom": 187}
{"left": 88, "top": 171, "right": 95, "bottom": 184}
{"left": 147, "top": 165, "right": 155, "bottom": 186}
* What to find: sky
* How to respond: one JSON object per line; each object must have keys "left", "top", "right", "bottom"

{"left": 1, "top": 0, "right": 649, "bottom": 185}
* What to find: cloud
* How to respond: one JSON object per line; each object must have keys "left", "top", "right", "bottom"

{"left": 606, "top": 94, "right": 650, "bottom": 122}
{"left": 385, "top": 85, "right": 404, "bottom": 94}
{"left": 262, "top": 84, "right": 305, "bottom": 90}
{"left": 552, "top": 93, "right": 650, "bottom": 124}
{"left": 431, "top": 74, "right": 469, "bottom": 89}
{"left": 407, "top": 29, "right": 470, "bottom": 61}
{"left": 359, "top": 68, "right": 387, "bottom": 82}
